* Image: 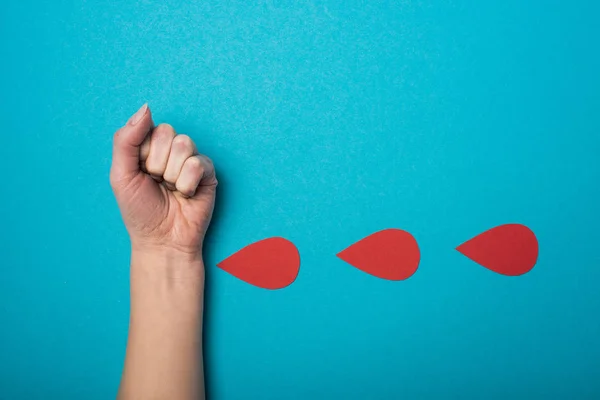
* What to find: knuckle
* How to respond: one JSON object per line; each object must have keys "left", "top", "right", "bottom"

{"left": 186, "top": 156, "right": 204, "bottom": 173}
{"left": 172, "top": 134, "right": 194, "bottom": 150}
{"left": 153, "top": 123, "right": 176, "bottom": 139}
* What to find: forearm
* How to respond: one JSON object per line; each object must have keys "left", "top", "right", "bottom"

{"left": 118, "top": 249, "right": 205, "bottom": 400}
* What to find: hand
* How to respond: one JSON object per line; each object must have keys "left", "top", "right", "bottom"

{"left": 110, "top": 104, "right": 217, "bottom": 256}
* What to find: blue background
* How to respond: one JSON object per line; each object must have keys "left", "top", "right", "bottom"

{"left": 1, "top": 1, "right": 599, "bottom": 398}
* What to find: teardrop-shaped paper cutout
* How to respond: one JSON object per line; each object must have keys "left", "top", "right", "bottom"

{"left": 217, "top": 237, "right": 300, "bottom": 289}
{"left": 456, "top": 224, "right": 538, "bottom": 276}
{"left": 337, "top": 229, "right": 420, "bottom": 280}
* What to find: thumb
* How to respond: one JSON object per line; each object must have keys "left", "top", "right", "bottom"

{"left": 110, "top": 104, "right": 154, "bottom": 186}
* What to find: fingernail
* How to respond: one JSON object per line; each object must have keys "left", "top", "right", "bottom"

{"left": 128, "top": 104, "right": 148, "bottom": 126}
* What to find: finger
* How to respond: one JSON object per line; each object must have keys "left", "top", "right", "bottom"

{"left": 139, "top": 133, "right": 152, "bottom": 172}
{"left": 176, "top": 155, "right": 216, "bottom": 197}
{"left": 110, "top": 104, "right": 154, "bottom": 184}
{"left": 198, "top": 155, "right": 217, "bottom": 187}
{"left": 145, "top": 123, "right": 176, "bottom": 178}
{"left": 163, "top": 135, "right": 197, "bottom": 189}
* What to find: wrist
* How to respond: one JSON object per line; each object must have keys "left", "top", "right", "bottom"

{"left": 131, "top": 244, "right": 203, "bottom": 260}
{"left": 131, "top": 240, "right": 204, "bottom": 261}
{"left": 130, "top": 246, "right": 205, "bottom": 294}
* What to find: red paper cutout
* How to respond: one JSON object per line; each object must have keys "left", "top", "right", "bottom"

{"left": 217, "top": 237, "right": 300, "bottom": 289}
{"left": 337, "top": 229, "right": 420, "bottom": 280}
{"left": 456, "top": 224, "right": 538, "bottom": 276}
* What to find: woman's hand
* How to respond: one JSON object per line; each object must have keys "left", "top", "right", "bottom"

{"left": 110, "top": 104, "right": 217, "bottom": 256}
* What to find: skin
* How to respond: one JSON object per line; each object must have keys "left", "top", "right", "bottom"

{"left": 110, "top": 104, "right": 217, "bottom": 400}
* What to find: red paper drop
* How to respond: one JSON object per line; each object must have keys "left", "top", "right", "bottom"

{"left": 456, "top": 224, "right": 538, "bottom": 276}
{"left": 217, "top": 237, "right": 300, "bottom": 289}
{"left": 337, "top": 229, "right": 420, "bottom": 280}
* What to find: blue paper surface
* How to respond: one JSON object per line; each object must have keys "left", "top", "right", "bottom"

{"left": 1, "top": 1, "right": 599, "bottom": 398}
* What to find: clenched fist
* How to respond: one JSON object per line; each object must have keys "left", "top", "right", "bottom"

{"left": 110, "top": 104, "right": 217, "bottom": 256}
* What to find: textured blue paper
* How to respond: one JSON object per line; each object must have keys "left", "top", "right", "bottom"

{"left": 1, "top": 1, "right": 599, "bottom": 398}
